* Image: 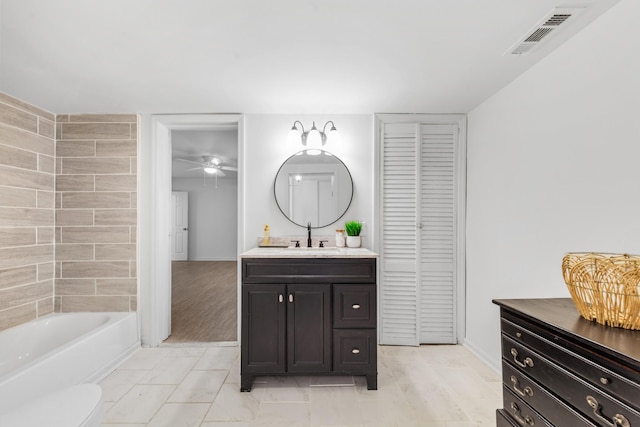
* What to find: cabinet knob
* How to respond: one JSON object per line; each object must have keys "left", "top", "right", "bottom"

{"left": 279, "top": 294, "right": 284, "bottom": 303}
{"left": 289, "top": 294, "right": 294, "bottom": 303}
{"left": 352, "top": 304, "right": 361, "bottom": 310}
{"left": 351, "top": 348, "right": 360, "bottom": 354}
{"left": 516, "top": 332, "right": 522, "bottom": 338}
{"left": 600, "top": 377, "right": 610, "bottom": 385}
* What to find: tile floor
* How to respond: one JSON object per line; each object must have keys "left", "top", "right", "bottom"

{"left": 100, "top": 344, "right": 501, "bottom": 427}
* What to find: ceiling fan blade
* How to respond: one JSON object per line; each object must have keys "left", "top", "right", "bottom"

{"left": 216, "top": 169, "right": 226, "bottom": 177}
{"left": 184, "top": 167, "right": 202, "bottom": 171}
{"left": 175, "top": 158, "right": 204, "bottom": 166}
{"left": 218, "top": 165, "right": 238, "bottom": 172}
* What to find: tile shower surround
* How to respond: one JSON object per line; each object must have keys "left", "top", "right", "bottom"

{"left": 0, "top": 92, "right": 138, "bottom": 332}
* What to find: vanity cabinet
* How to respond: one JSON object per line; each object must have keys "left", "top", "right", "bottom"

{"left": 493, "top": 298, "right": 640, "bottom": 427}
{"left": 241, "top": 257, "right": 377, "bottom": 392}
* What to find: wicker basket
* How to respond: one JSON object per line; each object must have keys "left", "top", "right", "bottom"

{"left": 562, "top": 253, "right": 640, "bottom": 330}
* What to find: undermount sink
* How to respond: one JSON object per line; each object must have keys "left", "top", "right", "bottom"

{"left": 279, "top": 247, "right": 342, "bottom": 255}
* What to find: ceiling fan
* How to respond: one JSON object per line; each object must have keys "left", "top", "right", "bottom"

{"left": 175, "top": 155, "right": 237, "bottom": 177}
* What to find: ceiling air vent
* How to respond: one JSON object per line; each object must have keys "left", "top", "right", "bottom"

{"left": 506, "top": 8, "right": 584, "bottom": 55}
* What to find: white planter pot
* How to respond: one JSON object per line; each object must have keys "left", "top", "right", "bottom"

{"left": 346, "top": 236, "right": 361, "bottom": 248}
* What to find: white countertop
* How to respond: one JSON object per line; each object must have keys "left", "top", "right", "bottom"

{"left": 240, "top": 247, "right": 378, "bottom": 259}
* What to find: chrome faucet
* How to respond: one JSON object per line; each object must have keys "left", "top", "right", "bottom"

{"left": 307, "top": 221, "right": 312, "bottom": 248}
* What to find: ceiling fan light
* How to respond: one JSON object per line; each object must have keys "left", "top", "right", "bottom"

{"left": 203, "top": 166, "right": 217, "bottom": 174}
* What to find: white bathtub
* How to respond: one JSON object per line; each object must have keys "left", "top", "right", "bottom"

{"left": 0, "top": 312, "right": 139, "bottom": 414}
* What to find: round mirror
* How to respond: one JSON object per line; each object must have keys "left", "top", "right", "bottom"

{"left": 274, "top": 150, "right": 353, "bottom": 228}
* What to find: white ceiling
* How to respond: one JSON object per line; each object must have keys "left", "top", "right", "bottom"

{"left": 0, "top": 0, "right": 620, "bottom": 115}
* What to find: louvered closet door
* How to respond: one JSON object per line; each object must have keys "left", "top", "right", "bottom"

{"left": 380, "top": 120, "right": 459, "bottom": 345}
{"left": 419, "top": 124, "right": 457, "bottom": 344}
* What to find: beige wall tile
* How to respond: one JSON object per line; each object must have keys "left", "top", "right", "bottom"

{"left": 60, "top": 157, "right": 131, "bottom": 175}
{"left": 0, "top": 303, "right": 37, "bottom": 332}
{"left": 61, "top": 226, "right": 130, "bottom": 244}
{"left": 0, "top": 164, "right": 54, "bottom": 191}
{"left": 0, "top": 265, "right": 37, "bottom": 290}
{"left": 95, "top": 243, "right": 136, "bottom": 260}
{"left": 0, "top": 123, "right": 54, "bottom": 156}
{"left": 130, "top": 157, "right": 137, "bottom": 174}
{"left": 0, "top": 280, "right": 53, "bottom": 311}
{"left": 61, "top": 192, "right": 130, "bottom": 209}
{"left": 95, "top": 175, "right": 136, "bottom": 191}
{"left": 0, "top": 102, "right": 38, "bottom": 133}
{"left": 96, "top": 140, "right": 137, "bottom": 157}
{"left": 68, "top": 114, "right": 137, "bottom": 123}
{"left": 56, "top": 209, "right": 94, "bottom": 226}
{"left": 130, "top": 261, "right": 137, "bottom": 278}
{"left": 94, "top": 209, "right": 136, "bottom": 226}
{"left": 96, "top": 278, "right": 136, "bottom": 295}
{"left": 55, "top": 243, "right": 94, "bottom": 260}
{"left": 0, "top": 142, "right": 38, "bottom": 170}
{"left": 130, "top": 226, "right": 137, "bottom": 243}
{"left": 0, "top": 207, "right": 54, "bottom": 226}
{"left": 131, "top": 192, "right": 137, "bottom": 209}
{"left": 59, "top": 295, "right": 130, "bottom": 312}
{"left": 38, "top": 262, "right": 54, "bottom": 281}
{"left": 0, "top": 93, "right": 54, "bottom": 121}
{"left": 37, "top": 226, "right": 54, "bottom": 244}
{"left": 37, "top": 297, "right": 54, "bottom": 316}
{"left": 0, "top": 186, "right": 37, "bottom": 207}
{"left": 37, "top": 190, "right": 55, "bottom": 208}
{"left": 0, "top": 227, "right": 36, "bottom": 248}
{"left": 0, "top": 244, "right": 53, "bottom": 269}
{"left": 56, "top": 115, "right": 69, "bottom": 123}
{"left": 129, "top": 296, "right": 137, "bottom": 311}
{"left": 58, "top": 123, "right": 131, "bottom": 140}
{"left": 56, "top": 278, "right": 96, "bottom": 296}
{"left": 56, "top": 140, "right": 95, "bottom": 157}
{"left": 39, "top": 118, "right": 55, "bottom": 139}
{"left": 56, "top": 175, "right": 94, "bottom": 191}
{"left": 60, "top": 261, "right": 129, "bottom": 278}
{"left": 38, "top": 154, "right": 55, "bottom": 173}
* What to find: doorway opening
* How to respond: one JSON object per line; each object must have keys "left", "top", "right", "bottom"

{"left": 165, "top": 127, "right": 239, "bottom": 343}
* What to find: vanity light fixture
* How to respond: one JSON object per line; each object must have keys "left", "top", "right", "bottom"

{"left": 288, "top": 120, "right": 339, "bottom": 155}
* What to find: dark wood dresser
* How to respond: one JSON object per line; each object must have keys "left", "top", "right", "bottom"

{"left": 493, "top": 298, "right": 640, "bottom": 427}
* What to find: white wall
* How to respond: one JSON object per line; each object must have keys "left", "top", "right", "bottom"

{"left": 172, "top": 178, "right": 238, "bottom": 260}
{"left": 242, "top": 114, "right": 374, "bottom": 251}
{"left": 465, "top": 0, "right": 640, "bottom": 370}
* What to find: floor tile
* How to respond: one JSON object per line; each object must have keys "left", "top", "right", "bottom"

{"left": 103, "top": 384, "right": 176, "bottom": 424}
{"left": 204, "top": 383, "right": 261, "bottom": 422}
{"left": 169, "top": 370, "right": 228, "bottom": 403}
{"left": 146, "top": 403, "right": 210, "bottom": 427}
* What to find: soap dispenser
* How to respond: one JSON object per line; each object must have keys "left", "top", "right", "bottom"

{"left": 262, "top": 224, "right": 270, "bottom": 246}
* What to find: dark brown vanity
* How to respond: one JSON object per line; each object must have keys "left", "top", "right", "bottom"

{"left": 494, "top": 298, "right": 640, "bottom": 427}
{"left": 240, "top": 249, "right": 378, "bottom": 392}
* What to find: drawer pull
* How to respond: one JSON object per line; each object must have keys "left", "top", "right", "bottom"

{"left": 516, "top": 332, "right": 523, "bottom": 338}
{"left": 600, "top": 377, "right": 611, "bottom": 385}
{"left": 510, "top": 375, "right": 534, "bottom": 397}
{"left": 510, "top": 402, "right": 535, "bottom": 425}
{"left": 510, "top": 348, "right": 534, "bottom": 369}
{"left": 352, "top": 304, "right": 361, "bottom": 310}
{"left": 586, "top": 396, "right": 630, "bottom": 427}
{"left": 289, "top": 294, "right": 294, "bottom": 303}
{"left": 352, "top": 348, "right": 361, "bottom": 354}
{"left": 279, "top": 294, "right": 284, "bottom": 303}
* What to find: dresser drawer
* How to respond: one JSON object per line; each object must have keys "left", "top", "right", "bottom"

{"left": 501, "top": 317, "right": 640, "bottom": 411}
{"left": 496, "top": 408, "right": 519, "bottom": 427}
{"left": 333, "top": 284, "right": 376, "bottom": 328}
{"left": 333, "top": 329, "right": 376, "bottom": 372}
{"left": 503, "top": 335, "right": 640, "bottom": 426}
{"left": 503, "top": 362, "right": 596, "bottom": 427}
{"left": 502, "top": 386, "right": 553, "bottom": 427}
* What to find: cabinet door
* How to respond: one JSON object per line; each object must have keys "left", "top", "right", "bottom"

{"left": 242, "top": 284, "right": 286, "bottom": 373}
{"left": 286, "top": 284, "right": 331, "bottom": 373}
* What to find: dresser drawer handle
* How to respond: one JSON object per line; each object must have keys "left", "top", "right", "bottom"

{"left": 600, "top": 377, "right": 611, "bottom": 385}
{"left": 352, "top": 348, "right": 360, "bottom": 354}
{"left": 510, "top": 402, "right": 535, "bottom": 425}
{"left": 510, "top": 348, "right": 534, "bottom": 369}
{"left": 352, "top": 304, "right": 361, "bottom": 310}
{"left": 510, "top": 375, "right": 534, "bottom": 397}
{"left": 586, "top": 395, "right": 630, "bottom": 427}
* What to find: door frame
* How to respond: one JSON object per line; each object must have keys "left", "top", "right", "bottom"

{"left": 374, "top": 113, "right": 467, "bottom": 345}
{"left": 139, "top": 113, "right": 244, "bottom": 346}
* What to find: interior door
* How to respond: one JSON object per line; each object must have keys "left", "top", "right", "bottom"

{"left": 171, "top": 191, "right": 189, "bottom": 261}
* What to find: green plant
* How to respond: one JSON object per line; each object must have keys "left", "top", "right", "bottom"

{"left": 344, "top": 220, "right": 362, "bottom": 236}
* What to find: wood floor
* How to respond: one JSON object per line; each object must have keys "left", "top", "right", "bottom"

{"left": 165, "top": 261, "right": 237, "bottom": 343}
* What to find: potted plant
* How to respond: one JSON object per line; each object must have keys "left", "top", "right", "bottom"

{"left": 344, "top": 220, "right": 362, "bottom": 248}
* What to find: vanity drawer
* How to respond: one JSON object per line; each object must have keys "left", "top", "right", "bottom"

{"left": 333, "top": 284, "right": 376, "bottom": 328}
{"left": 242, "top": 258, "right": 376, "bottom": 284}
{"left": 496, "top": 409, "right": 519, "bottom": 427}
{"left": 502, "top": 362, "right": 596, "bottom": 426}
{"left": 502, "top": 335, "right": 640, "bottom": 426}
{"left": 502, "top": 386, "right": 553, "bottom": 427}
{"left": 333, "top": 329, "right": 376, "bottom": 372}
{"left": 501, "top": 317, "right": 640, "bottom": 411}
